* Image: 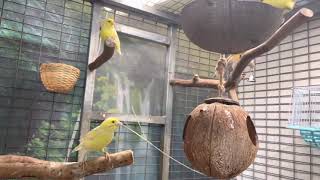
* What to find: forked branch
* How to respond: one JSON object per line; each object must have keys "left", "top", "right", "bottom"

{"left": 224, "top": 8, "right": 314, "bottom": 89}
{"left": 170, "top": 8, "right": 314, "bottom": 99}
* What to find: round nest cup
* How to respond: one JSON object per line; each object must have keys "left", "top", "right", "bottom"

{"left": 40, "top": 63, "right": 80, "bottom": 94}
{"left": 181, "top": 0, "right": 284, "bottom": 54}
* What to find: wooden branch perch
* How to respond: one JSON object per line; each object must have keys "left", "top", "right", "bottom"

{"left": 224, "top": 8, "right": 314, "bottom": 90}
{"left": 228, "top": 87, "right": 239, "bottom": 102}
{"left": 170, "top": 74, "right": 222, "bottom": 89}
{"left": 0, "top": 150, "right": 134, "bottom": 180}
{"left": 89, "top": 44, "right": 115, "bottom": 71}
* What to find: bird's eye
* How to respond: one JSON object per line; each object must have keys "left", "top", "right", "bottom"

{"left": 112, "top": 120, "right": 115, "bottom": 123}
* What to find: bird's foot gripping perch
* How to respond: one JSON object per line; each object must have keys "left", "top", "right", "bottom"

{"left": 103, "top": 147, "right": 110, "bottom": 162}
{"left": 81, "top": 153, "right": 88, "bottom": 172}
{"left": 104, "top": 152, "right": 110, "bottom": 161}
{"left": 105, "top": 38, "right": 116, "bottom": 48}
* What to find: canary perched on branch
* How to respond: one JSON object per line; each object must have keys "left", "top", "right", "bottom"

{"left": 261, "top": 0, "right": 296, "bottom": 10}
{"left": 88, "top": 18, "right": 121, "bottom": 71}
{"left": 100, "top": 18, "right": 121, "bottom": 55}
{"left": 72, "top": 117, "right": 122, "bottom": 159}
{"left": 215, "top": 53, "right": 255, "bottom": 82}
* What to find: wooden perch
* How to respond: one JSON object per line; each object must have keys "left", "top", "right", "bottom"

{"left": 169, "top": 8, "right": 313, "bottom": 102}
{"left": 89, "top": 44, "right": 115, "bottom": 71}
{"left": 0, "top": 150, "right": 133, "bottom": 180}
{"left": 170, "top": 74, "right": 222, "bottom": 89}
{"left": 224, "top": 8, "right": 314, "bottom": 89}
{"left": 228, "top": 87, "right": 239, "bottom": 102}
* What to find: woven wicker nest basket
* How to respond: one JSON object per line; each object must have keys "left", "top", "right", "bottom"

{"left": 40, "top": 63, "right": 80, "bottom": 94}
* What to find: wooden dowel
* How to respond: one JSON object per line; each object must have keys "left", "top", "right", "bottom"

{"left": 170, "top": 75, "right": 221, "bottom": 89}
{"left": 0, "top": 150, "right": 134, "bottom": 179}
{"left": 228, "top": 88, "right": 239, "bottom": 102}
{"left": 88, "top": 45, "right": 115, "bottom": 71}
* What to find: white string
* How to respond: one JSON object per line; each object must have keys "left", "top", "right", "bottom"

{"left": 131, "top": 106, "right": 145, "bottom": 138}
{"left": 120, "top": 123, "right": 206, "bottom": 176}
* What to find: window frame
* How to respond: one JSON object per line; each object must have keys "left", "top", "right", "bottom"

{"left": 79, "top": 2, "right": 177, "bottom": 180}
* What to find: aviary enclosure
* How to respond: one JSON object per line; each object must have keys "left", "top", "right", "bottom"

{"left": 0, "top": 0, "right": 319, "bottom": 180}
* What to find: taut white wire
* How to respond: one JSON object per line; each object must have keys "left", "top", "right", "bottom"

{"left": 120, "top": 123, "right": 206, "bottom": 176}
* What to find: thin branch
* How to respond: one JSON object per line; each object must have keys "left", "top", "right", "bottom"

{"left": 228, "top": 88, "right": 239, "bottom": 102}
{"left": 0, "top": 150, "right": 134, "bottom": 180}
{"left": 224, "top": 8, "right": 314, "bottom": 90}
{"left": 170, "top": 74, "right": 221, "bottom": 89}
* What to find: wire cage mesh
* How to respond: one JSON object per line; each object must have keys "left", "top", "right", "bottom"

{"left": 289, "top": 86, "right": 320, "bottom": 148}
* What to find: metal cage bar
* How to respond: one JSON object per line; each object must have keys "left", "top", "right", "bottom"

{"left": 161, "top": 25, "right": 177, "bottom": 180}
{"left": 78, "top": 1, "right": 102, "bottom": 163}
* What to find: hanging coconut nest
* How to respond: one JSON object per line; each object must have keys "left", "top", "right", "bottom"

{"left": 183, "top": 98, "right": 259, "bottom": 179}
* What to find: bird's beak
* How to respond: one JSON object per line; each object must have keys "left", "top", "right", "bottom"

{"left": 116, "top": 121, "right": 123, "bottom": 126}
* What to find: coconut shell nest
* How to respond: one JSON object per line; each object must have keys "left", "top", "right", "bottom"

{"left": 183, "top": 98, "right": 259, "bottom": 179}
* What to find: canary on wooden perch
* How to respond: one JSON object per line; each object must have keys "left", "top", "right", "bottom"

{"left": 72, "top": 117, "right": 122, "bottom": 160}
{"left": 224, "top": 53, "right": 255, "bottom": 83}
{"left": 89, "top": 18, "right": 122, "bottom": 71}
{"left": 100, "top": 18, "right": 122, "bottom": 55}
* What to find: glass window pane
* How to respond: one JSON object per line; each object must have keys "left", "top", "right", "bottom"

{"left": 93, "top": 34, "right": 167, "bottom": 116}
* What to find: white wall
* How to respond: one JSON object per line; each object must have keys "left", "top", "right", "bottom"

{"left": 238, "top": 16, "right": 320, "bottom": 180}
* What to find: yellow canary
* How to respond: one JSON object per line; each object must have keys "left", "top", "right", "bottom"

{"left": 100, "top": 18, "right": 122, "bottom": 55}
{"left": 224, "top": 53, "right": 255, "bottom": 82}
{"left": 72, "top": 117, "right": 122, "bottom": 156}
{"left": 261, "top": 0, "right": 296, "bottom": 10}
{"left": 213, "top": 53, "right": 243, "bottom": 80}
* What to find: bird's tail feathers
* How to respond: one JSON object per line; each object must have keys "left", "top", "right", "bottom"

{"left": 72, "top": 144, "right": 82, "bottom": 153}
{"left": 116, "top": 48, "right": 122, "bottom": 55}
